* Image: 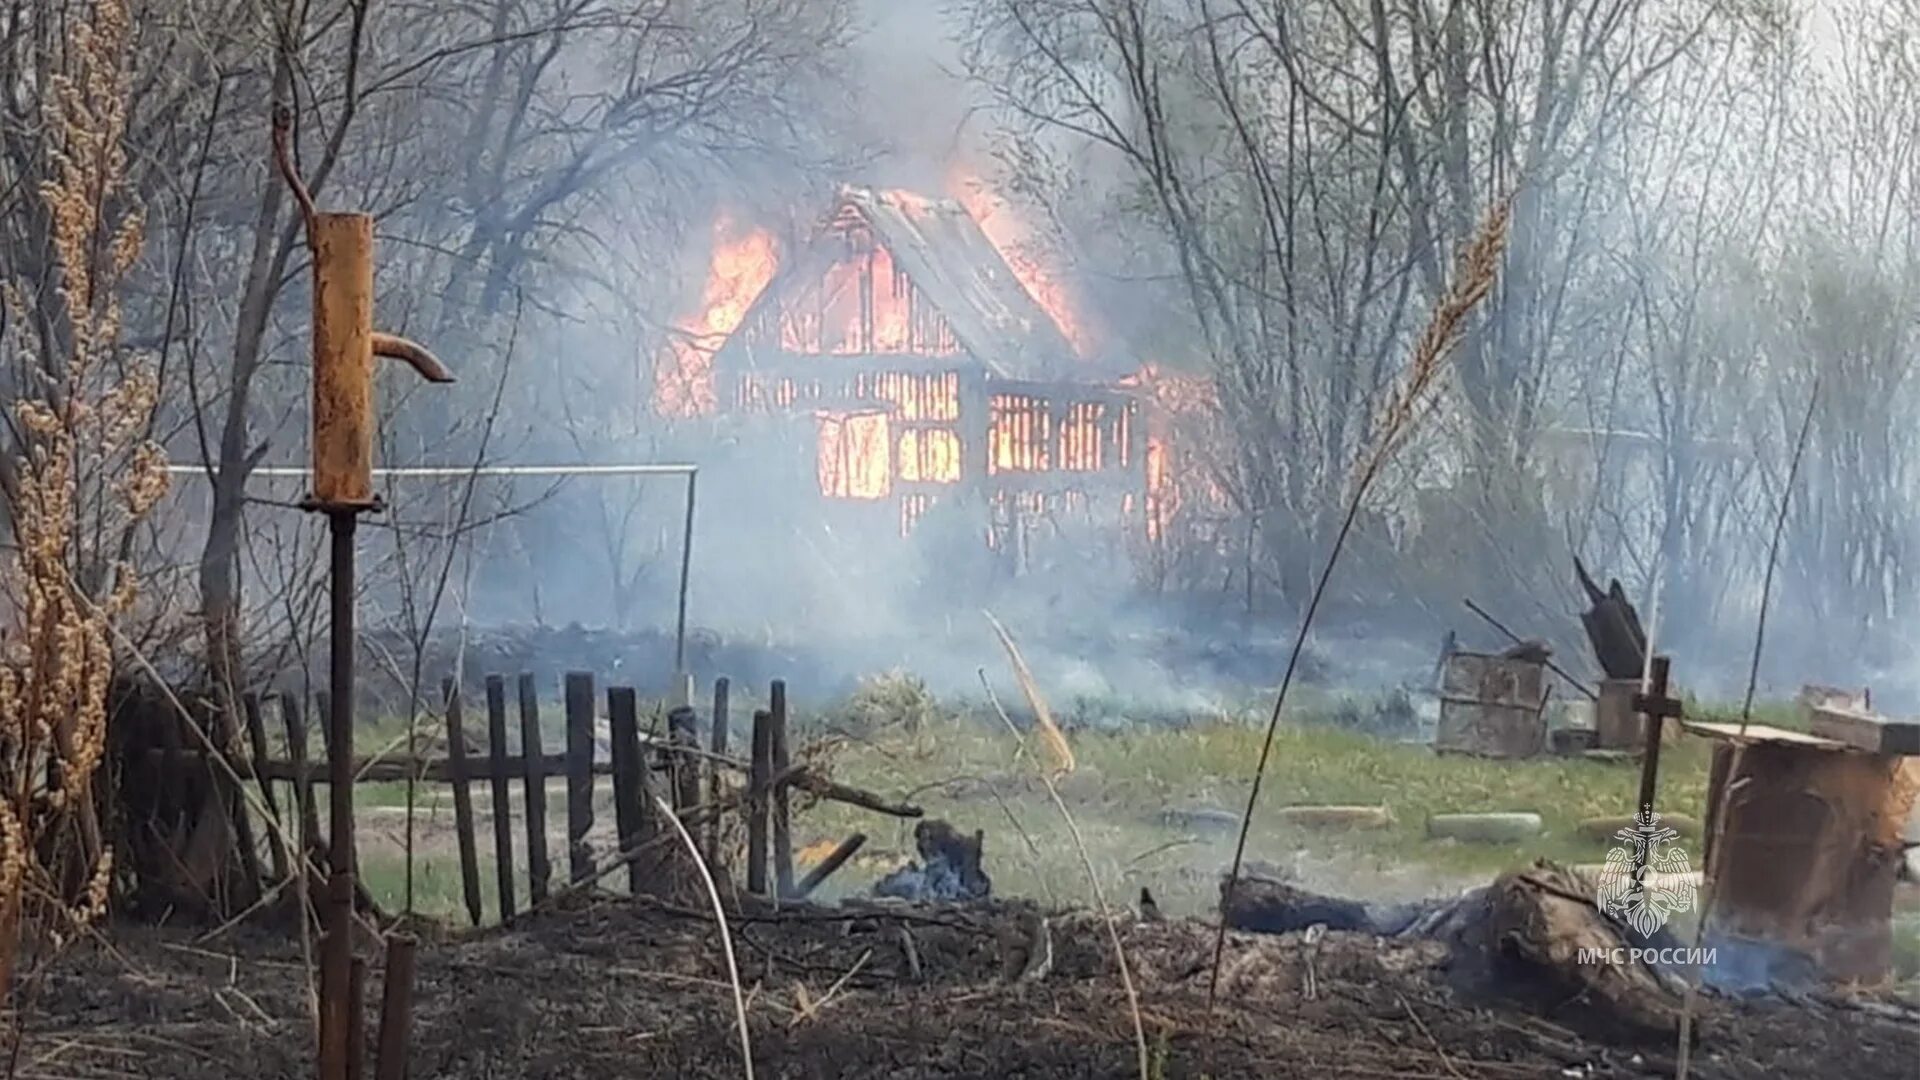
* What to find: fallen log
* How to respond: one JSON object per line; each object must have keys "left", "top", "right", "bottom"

{"left": 1577, "top": 813, "right": 1701, "bottom": 842}
{"left": 1272, "top": 805, "right": 1394, "bottom": 830}
{"left": 1427, "top": 812, "right": 1543, "bottom": 843}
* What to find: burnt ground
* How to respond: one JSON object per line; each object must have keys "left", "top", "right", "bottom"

{"left": 13, "top": 892, "right": 1920, "bottom": 1080}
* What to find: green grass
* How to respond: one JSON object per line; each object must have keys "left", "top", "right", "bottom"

{"left": 789, "top": 707, "right": 1718, "bottom": 917}
{"left": 298, "top": 683, "right": 1918, "bottom": 985}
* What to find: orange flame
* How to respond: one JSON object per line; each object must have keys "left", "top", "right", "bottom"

{"left": 948, "top": 173, "right": 1093, "bottom": 358}
{"left": 1121, "top": 364, "right": 1219, "bottom": 542}
{"left": 655, "top": 218, "right": 779, "bottom": 416}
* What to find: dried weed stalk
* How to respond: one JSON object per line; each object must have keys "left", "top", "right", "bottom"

{"left": 1207, "top": 193, "right": 1513, "bottom": 1013}
{"left": 984, "top": 610, "right": 1075, "bottom": 776}
{"left": 0, "top": 0, "right": 167, "bottom": 999}
{"left": 1673, "top": 378, "right": 1820, "bottom": 1079}
{"left": 653, "top": 796, "right": 755, "bottom": 1080}
{"left": 984, "top": 612, "right": 1148, "bottom": 1080}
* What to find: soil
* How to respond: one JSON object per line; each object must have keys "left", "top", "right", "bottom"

{"left": 15, "top": 893, "right": 1919, "bottom": 1079}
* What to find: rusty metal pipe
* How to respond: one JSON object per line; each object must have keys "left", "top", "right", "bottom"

{"left": 320, "top": 510, "right": 358, "bottom": 1080}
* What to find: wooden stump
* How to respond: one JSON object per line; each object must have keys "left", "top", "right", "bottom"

{"left": 1704, "top": 740, "right": 1920, "bottom": 984}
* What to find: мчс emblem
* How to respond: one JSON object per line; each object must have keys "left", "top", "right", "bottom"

{"left": 1593, "top": 806, "right": 1696, "bottom": 937}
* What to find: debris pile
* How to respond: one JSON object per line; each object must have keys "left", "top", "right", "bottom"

{"left": 873, "top": 819, "right": 992, "bottom": 902}
{"left": 1222, "top": 859, "right": 1697, "bottom": 1041}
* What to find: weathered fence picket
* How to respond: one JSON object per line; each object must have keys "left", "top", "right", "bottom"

{"left": 668, "top": 705, "right": 700, "bottom": 815}
{"left": 243, "top": 692, "right": 291, "bottom": 882}
{"left": 563, "top": 672, "right": 596, "bottom": 884}
{"left": 164, "top": 669, "right": 925, "bottom": 932}
{"left": 770, "top": 679, "right": 794, "bottom": 900}
{"left": 516, "top": 674, "right": 551, "bottom": 904}
{"left": 747, "top": 708, "right": 772, "bottom": 896}
{"left": 607, "top": 686, "right": 646, "bottom": 895}
{"left": 440, "top": 679, "right": 483, "bottom": 927}
{"left": 706, "top": 676, "right": 729, "bottom": 873}
{"left": 280, "top": 693, "right": 320, "bottom": 853}
{"left": 483, "top": 675, "right": 516, "bottom": 920}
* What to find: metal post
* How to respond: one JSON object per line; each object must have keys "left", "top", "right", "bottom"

{"left": 674, "top": 470, "right": 698, "bottom": 676}
{"left": 321, "top": 510, "right": 359, "bottom": 1080}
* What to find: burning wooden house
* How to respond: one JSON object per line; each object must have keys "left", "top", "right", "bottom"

{"left": 657, "top": 185, "right": 1151, "bottom": 570}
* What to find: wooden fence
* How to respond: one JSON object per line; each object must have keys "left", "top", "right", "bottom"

{"left": 164, "top": 673, "right": 919, "bottom": 926}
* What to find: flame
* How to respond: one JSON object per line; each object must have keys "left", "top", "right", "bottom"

{"left": 654, "top": 218, "right": 779, "bottom": 416}
{"left": 1121, "top": 364, "right": 1219, "bottom": 542}
{"left": 947, "top": 172, "right": 1092, "bottom": 358}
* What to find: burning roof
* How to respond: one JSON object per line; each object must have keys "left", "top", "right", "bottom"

{"left": 834, "top": 185, "right": 1086, "bottom": 380}
{"left": 703, "top": 184, "right": 1103, "bottom": 384}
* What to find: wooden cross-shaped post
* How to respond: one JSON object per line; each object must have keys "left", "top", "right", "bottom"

{"left": 1630, "top": 654, "right": 1683, "bottom": 880}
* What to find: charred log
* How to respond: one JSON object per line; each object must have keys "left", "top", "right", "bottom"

{"left": 1219, "top": 862, "right": 1429, "bottom": 935}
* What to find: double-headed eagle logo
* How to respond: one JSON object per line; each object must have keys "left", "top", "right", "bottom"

{"left": 1594, "top": 806, "right": 1697, "bottom": 937}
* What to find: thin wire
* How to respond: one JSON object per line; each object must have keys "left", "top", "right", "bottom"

{"left": 166, "top": 463, "right": 698, "bottom": 477}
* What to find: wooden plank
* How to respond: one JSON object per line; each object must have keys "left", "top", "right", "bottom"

{"left": 706, "top": 677, "right": 730, "bottom": 874}
{"left": 1809, "top": 705, "right": 1920, "bottom": 755}
{"left": 243, "top": 693, "right": 291, "bottom": 882}
{"left": 441, "top": 679, "right": 484, "bottom": 927}
{"left": 517, "top": 674, "right": 551, "bottom": 904}
{"left": 748, "top": 709, "right": 772, "bottom": 896}
{"left": 564, "top": 671, "right": 596, "bottom": 884}
{"left": 484, "top": 676, "right": 517, "bottom": 921}
{"left": 1683, "top": 721, "right": 1847, "bottom": 749}
{"left": 771, "top": 679, "right": 793, "bottom": 900}
{"left": 279, "top": 694, "right": 321, "bottom": 854}
{"left": 607, "top": 686, "right": 647, "bottom": 896}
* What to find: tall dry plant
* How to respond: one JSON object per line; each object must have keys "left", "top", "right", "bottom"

{"left": 982, "top": 612, "right": 1146, "bottom": 1080}
{"left": 0, "top": 0, "right": 167, "bottom": 1000}
{"left": 1205, "top": 193, "right": 1514, "bottom": 1013}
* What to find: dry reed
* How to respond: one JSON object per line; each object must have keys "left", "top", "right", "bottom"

{"left": 1674, "top": 377, "right": 1821, "bottom": 1079}
{"left": 984, "top": 610, "right": 1076, "bottom": 776}
{"left": 653, "top": 795, "right": 755, "bottom": 1080}
{"left": 983, "top": 614, "right": 1149, "bottom": 1080}
{"left": 0, "top": 0, "right": 167, "bottom": 1000}
{"left": 1206, "top": 193, "right": 1514, "bottom": 1015}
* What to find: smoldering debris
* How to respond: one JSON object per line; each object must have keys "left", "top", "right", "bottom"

{"left": 873, "top": 819, "right": 992, "bottom": 902}
{"left": 1220, "top": 858, "right": 1700, "bottom": 1042}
